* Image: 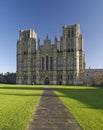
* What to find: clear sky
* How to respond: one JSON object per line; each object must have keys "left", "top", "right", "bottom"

{"left": 0, "top": 0, "right": 103, "bottom": 73}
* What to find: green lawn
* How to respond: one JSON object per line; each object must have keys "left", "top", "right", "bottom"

{"left": 52, "top": 86, "right": 103, "bottom": 130}
{"left": 0, "top": 84, "right": 43, "bottom": 130}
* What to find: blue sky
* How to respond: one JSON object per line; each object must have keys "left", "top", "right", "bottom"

{"left": 0, "top": 0, "right": 103, "bottom": 73}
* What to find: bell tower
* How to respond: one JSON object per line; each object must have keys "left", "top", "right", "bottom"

{"left": 62, "top": 24, "right": 85, "bottom": 84}
{"left": 16, "top": 29, "right": 37, "bottom": 84}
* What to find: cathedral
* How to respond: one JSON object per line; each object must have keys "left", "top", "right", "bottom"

{"left": 16, "top": 24, "right": 85, "bottom": 85}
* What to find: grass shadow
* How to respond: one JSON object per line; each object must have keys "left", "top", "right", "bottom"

{"left": 0, "top": 92, "right": 42, "bottom": 97}
{"left": 53, "top": 87, "right": 103, "bottom": 109}
{"left": 0, "top": 85, "right": 44, "bottom": 97}
{"left": 0, "top": 86, "right": 44, "bottom": 91}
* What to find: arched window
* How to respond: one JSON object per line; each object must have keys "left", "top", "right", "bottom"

{"left": 68, "top": 30, "right": 70, "bottom": 37}
{"left": 71, "top": 49, "right": 74, "bottom": 52}
{"left": 71, "top": 74, "right": 73, "bottom": 80}
{"left": 68, "top": 74, "right": 73, "bottom": 80}
{"left": 24, "top": 75, "right": 27, "bottom": 80}
{"left": 67, "top": 49, "right": 70, "bottom": 52}
{"left": 68, "top": 75, "right": 70, "bottom": 80}
{"left": 72, "top": 29, "right": 74, "bottom": 37}
{"left": 50, "top": 57, "right": 53, "bottom": 71}
{"left": 46, "top": 56, "right": 48, "bottom": 70}
{"left": 42, "top": 57, "right": 44, "bottom": 71}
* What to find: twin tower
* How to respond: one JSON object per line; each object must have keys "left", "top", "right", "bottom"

{"left": 16, "top": 24, "right": 85, "bottom": 85}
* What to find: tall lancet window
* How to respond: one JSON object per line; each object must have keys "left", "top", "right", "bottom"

{"left": 46, "top": 56, "right": 48, "bottom": 70}
{"left": 42, "top": 57, "right": 44, "bottom": 71}
{"left": 50, "top": 57, "right": 53, "bottom": 71}
{"left": 72, "top": 29, "right": 74, "bottom": 37}
{"left": 68, "top": 30, "right": 70, "bottom": 37}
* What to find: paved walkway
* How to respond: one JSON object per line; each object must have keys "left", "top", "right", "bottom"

{"left": 27, "top": 86, "right": 82, "bottom": 130}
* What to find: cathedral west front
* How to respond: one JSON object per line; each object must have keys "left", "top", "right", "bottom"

{"left": 16, "top": 24, "right": 85, "bottom": 85}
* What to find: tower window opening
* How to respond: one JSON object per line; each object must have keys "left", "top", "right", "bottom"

{"left": 24, "top": 51, "right": 27, "bottom": 55}
{"left": 67, "top": 49, "right": 70, "bottom": 52}
{"left": 71, "top": 49, "right": 74, "bottom": 52}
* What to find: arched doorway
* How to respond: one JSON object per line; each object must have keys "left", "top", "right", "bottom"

{"left": 59, "top": 81, "right": 62, "bottom": 85}
{"left": 44, "top": 77, "right": 50, "bottom": 85}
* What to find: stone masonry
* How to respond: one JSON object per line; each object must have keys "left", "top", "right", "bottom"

{"left": 16, "top": 24, "right": 85, "bottom": 85}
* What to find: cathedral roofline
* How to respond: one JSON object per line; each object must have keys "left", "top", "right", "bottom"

{"left": 63, "top": 24, "right": 80, "bottom": 28}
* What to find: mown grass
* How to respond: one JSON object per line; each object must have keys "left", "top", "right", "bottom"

{"left": 0, "top": 84, "right": 43, "bottom": 130}
{"left": 52, "top": 86, "right": 103, "bottom": 130}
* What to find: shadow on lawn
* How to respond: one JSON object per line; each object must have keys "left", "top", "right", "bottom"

{"left": 0, "top": 86, "right": 44, "bottom": 91}
{"left": 0, "top": 85, "right": 103, "bottom": 109}
{"left": 0, "top": 85, "right": 44, "bottom": 96}
{"left": 0, "top": 87, "right": 56, "bottom": 97}
{"left": 0, "top": 92, "right": 42, "bottom": 97}
{"left": 53, "top": 87, "right": 103, "bottom": 110}
{"left": 0, "top": 86, "right": 54, "bottom": 97}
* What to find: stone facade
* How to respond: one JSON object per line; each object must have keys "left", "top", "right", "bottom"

{"left": 83, "top": 68, "right": 103, "bottom": 85}
{"left": 0, "top": 72, "right": 16, "bottom": 84}
{"left": 16, "top": 24, "right": 85, "bottom": 85}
